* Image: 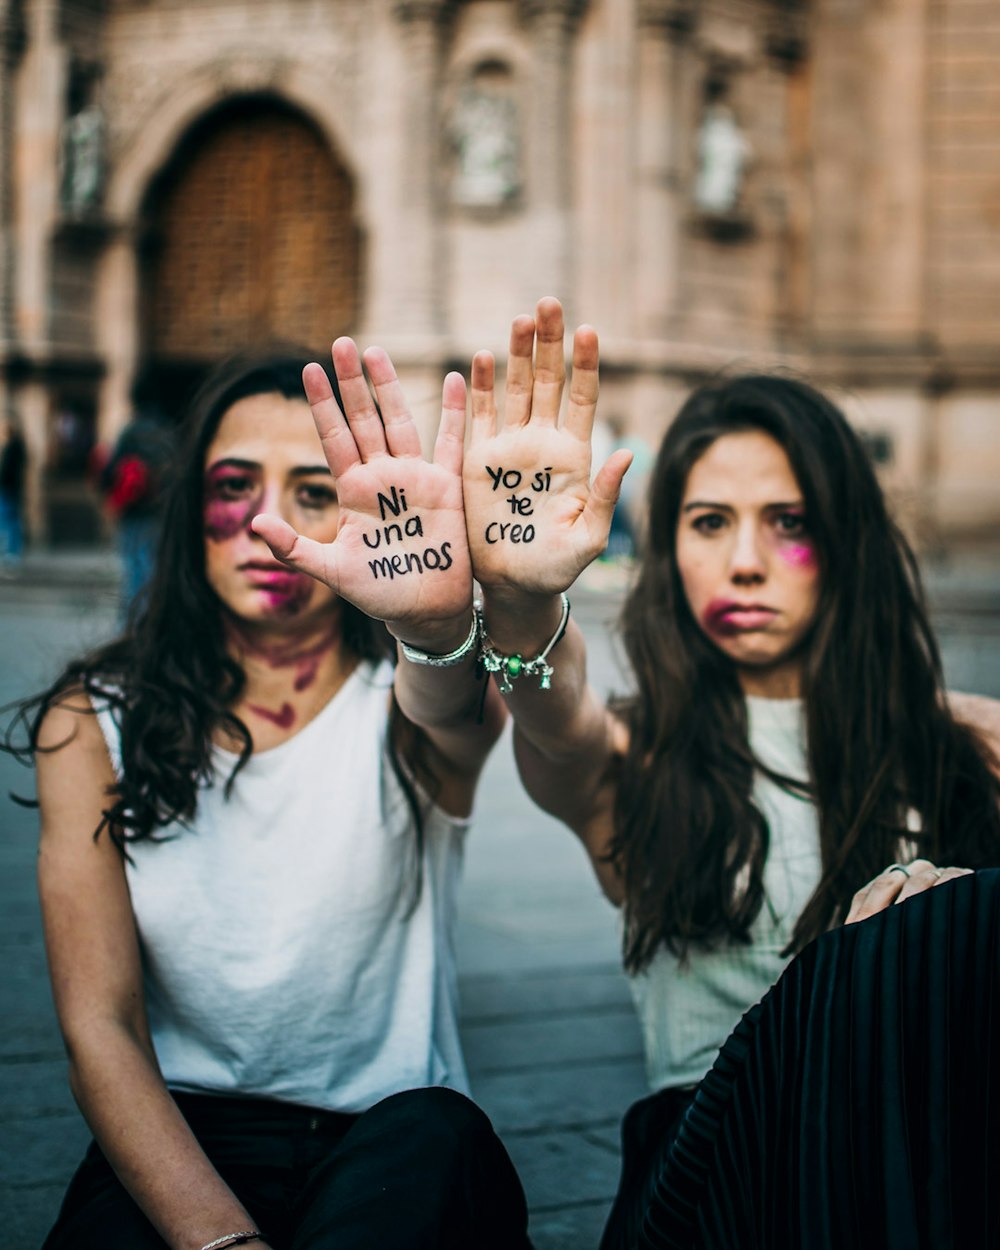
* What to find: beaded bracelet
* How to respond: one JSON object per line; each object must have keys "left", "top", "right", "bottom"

{"left": 199, "top": 1232, "right": 264, "bottom": 1250}
{"left": 477, "top": 594, "right": 570, "bottom": 693}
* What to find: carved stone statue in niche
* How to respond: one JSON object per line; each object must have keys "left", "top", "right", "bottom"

{"left": 60, "top": 98, "right": 106, "bottom": 216}
{"left": 693, "top": 88, "right": 750, "bottom": 217}
{"left": 449, "top": 71, "right": 521, "bottom": 210}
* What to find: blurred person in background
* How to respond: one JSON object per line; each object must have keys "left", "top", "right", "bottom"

{"left": 6, "top": 344, "right": 536, "bottom": 1250}
{"left": 461, "top": 298, "right": 1000, "bottom": 1249}
{"left": 99, "top": 394, "right": 175, "bottom": 616}
{"left": 0, "top": 412, "right": 27, "bottom": 571}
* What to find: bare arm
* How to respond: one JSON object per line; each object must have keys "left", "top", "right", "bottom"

{"left": 252, "top": 340, "right": 507, "bottom": 817}
{"left": 37, "top": 701, "right": 270, "bottom": 1250}
{"left": 947, "top": 690, "right": 1000, "bottom": 770}
{"left": 464, "top": 299, "right": 632, "bottom": 891}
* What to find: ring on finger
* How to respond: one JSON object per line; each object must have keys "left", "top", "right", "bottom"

{"left": 887, "top": 863, "right": 911, "bottom": 878}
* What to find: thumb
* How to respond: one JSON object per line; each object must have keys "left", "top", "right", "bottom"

{"left": 581, "top": 448, "right": 633, "bottom": 543}
{"left": 250, "top": 513, "right": 340, "bottom": 590}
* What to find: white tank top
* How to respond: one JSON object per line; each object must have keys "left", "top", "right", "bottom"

{"left": 95, "top": 659, "right": 471, "bottom": 1113}
{"left": 629, "top": 695, "right": 822, "bottom": 1091}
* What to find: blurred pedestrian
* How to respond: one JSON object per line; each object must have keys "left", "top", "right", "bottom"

{"left": 0, "top": 414, "right": 27, "bottom": 571}
{"left": 100, "top": 404, "right": 173, "bottom": 615}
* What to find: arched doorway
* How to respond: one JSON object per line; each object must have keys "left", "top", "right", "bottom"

{"left": 139, "top": 96, "right": 362, "bottom": 415}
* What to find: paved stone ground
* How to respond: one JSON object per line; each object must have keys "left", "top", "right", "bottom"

{"left": 1, "top": 551, "right": 998, "bottom": 1247}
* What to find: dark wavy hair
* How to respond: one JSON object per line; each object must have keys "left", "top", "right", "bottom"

{"left": 611, "top": 374, "right": 1000, "bottom": 972}
{"left": 5, "top": 347, "right": 432, "bottom": 851}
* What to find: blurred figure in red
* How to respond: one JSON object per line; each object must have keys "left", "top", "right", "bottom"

{"left": 100, "top": 404, "right": 174, "bottom": 616}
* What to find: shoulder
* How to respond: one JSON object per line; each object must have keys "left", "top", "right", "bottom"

{"left": 946, "top": 691, "right": 1000, "bottom": 771}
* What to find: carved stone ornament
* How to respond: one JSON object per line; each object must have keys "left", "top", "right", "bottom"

{"left": 393, "top": 0, "right": 451, "bottom": 22}
{"left": 520, "top": 0, "right": 590, "bottom": 21}
{"left": 636, "top": 0, "right": 698, "bottom": 35}
{"left": 213, "top": 51, "right": 287, "bottom": 95}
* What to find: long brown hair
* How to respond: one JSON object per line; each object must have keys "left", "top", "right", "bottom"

{"left": 5, "top": 349, "right": 435, "bottom": 857}
{"left": 611, "top": 375, "right": 1000, "bottom": 972}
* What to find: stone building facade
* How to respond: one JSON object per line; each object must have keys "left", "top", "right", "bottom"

{"left": 0, "top": 0, "right": 997, "bottom": 546}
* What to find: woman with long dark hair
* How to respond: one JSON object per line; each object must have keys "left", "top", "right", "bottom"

{"left": 463, "top": 298, "right": 1000, "bottom": 1248}
{"left": 6, "top": 342, "right": 538, "bottom": 1249}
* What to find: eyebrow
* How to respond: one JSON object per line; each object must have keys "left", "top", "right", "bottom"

{"left": 205, "top": 457, "right": 332, "bottom": 478}
{"left": 681, "top": 499, "right": 804, "bottom": 513}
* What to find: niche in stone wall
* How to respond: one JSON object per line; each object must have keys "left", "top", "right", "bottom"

{"left": 690, "top": 67, "right": 754, "bottom": 242}
{"left": 446, "top": 60, "right": 522, "bottom": 214}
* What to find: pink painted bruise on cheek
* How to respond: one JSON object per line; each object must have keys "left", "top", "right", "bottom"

{"left": 203, "top": 469, "right": 264, "bottom": 542}
{"left": 777, "top": 540, "right": 817, "bottom": 569}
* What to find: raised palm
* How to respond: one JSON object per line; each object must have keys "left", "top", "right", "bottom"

{"left": 252, "top": 340, "right": 473, "bottom": 633}
{"left": 464, "top": 298, "right": 632, "bottom": 597}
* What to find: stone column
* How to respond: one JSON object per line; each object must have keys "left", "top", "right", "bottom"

{"left": 633, "top": 1, "right": 697, "bottom": 340}
{"left": 521, "top": 0, "right": 589, "bottom": 311}
{"left": 0, "top": 2, "right": 21, "bottom": 371}
{"left": 388, "top": 0, "right": 450, "bottom": 342}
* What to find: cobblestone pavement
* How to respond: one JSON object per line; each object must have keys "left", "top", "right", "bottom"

{"left": 2, "top": 555, "right": 998, "bottom": 1247}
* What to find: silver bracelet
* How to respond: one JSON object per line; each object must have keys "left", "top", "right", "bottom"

{"left": 199, "top": 1233, "right": 263, "bottom": 1250}
{"left": 477, "top": 593, "right": 570, "bottom": 693}
{"left": 399, "top": 609, "right": 479, "bottom": 667}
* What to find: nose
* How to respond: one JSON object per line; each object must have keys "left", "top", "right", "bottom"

{"left": 248, "top": 480, "right": 284, "bottom": 535}
{"left": 728, "top": 520, "right": 767, "bottom": 585}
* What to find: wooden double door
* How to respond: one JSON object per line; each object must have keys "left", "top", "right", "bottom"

{"left": 141, "top": 97, "right": 360, "bottom": 412}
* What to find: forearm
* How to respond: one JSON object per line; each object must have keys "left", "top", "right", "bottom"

{"left": 477, "top": 588, "right": 600, "bottom": 758}
{"left": 67, "top": 1024, "right": 262, "bottom": 1250}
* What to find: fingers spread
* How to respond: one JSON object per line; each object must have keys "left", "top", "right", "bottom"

{"left": 434, "top": 371, "right": 467, "bottom": 477}
{"left": 530, "top": 297, "right": 566, "bottom": 428}
{"left": 362, "top": 346, "right": 424, "bottom": 459}
{"left": 303, "top": 363, "right": 360, "bottom": 479}
{"left": 250, "top": 514, "right": 338, "bottom": 590}
{"left": 470, "top": 351, "right": 497, "bottom": 448}
{"left": 331, "top": 337, "right": 387, "bottom": 462}
{"left": 563, "top": 323, "right": 600, "bottom": 442}
{"left": 503, "top": 315, "right": 536, "bottom": 429}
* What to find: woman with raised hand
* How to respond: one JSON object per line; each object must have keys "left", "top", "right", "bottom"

{"left": 465, "top": 298, "right": 1000, "bottom": 1249}
{"left": 9, "top": 345, "right": 529, "bottom": 1250}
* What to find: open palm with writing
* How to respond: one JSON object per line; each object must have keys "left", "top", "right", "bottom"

{"left": 252, "top": 339, "right": 473, "bottom": 638}
{"left": 464, "top": 298, "right": 632, "bottom": 597}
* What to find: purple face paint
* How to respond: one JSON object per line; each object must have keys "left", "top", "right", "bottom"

{"left": 204, "top": 464, "right": 265, "bottom": 542}
{"left": 251, "top": 569, "right": 314, "bottom": 617}
{"left": 248, "top": 701, "right": 296, "bottom": 729}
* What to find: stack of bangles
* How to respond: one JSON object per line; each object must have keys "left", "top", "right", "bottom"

{"left": 399, "top": 593, "right": 571, "bottom": 694}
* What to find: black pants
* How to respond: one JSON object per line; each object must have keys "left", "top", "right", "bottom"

{"left": 43, "top": 1086, "right": 532, "bottom": 1250}
{"left": 601, "top": 869, "right": 1000, "bottom": 1250}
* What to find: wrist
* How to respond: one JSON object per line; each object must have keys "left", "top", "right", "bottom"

{"left": 478, "top": 589, "right": 566, "bottom": 656}
{"left": 392, "top": 607, "right": 477, "bottom": 661}
{"left": 477, "top": 594, "right": 570, "bottom": 694}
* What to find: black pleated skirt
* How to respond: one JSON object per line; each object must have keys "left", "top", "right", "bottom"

{"left": 601, "top": 868, "right": 1000, "bottom": 1250}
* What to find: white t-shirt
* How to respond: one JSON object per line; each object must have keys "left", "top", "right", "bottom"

{"left": 95, "top": 659, "right": 471, "bottom": 1113}
{"left": 630, "top": 695, "right": 822, "bottom": 1091}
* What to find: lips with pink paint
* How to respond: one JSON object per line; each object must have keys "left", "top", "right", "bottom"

{"left": 242, "top": 565, "right": 313, "bottom": 614}
{"left": 704, "top": 600, "right": 778, "bottom": 636}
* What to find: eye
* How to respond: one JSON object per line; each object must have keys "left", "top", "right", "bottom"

{"left": 691, "top": 512, "right": 726, "bottom": 534}
{"left": 775, "top": 511, "right": 807, "bottom": 536}
{"left": 208, "top": 474, "right": 254, "bottom": 500}
{"left": 296, "top": 483, "right": 338, "bottom": 510}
